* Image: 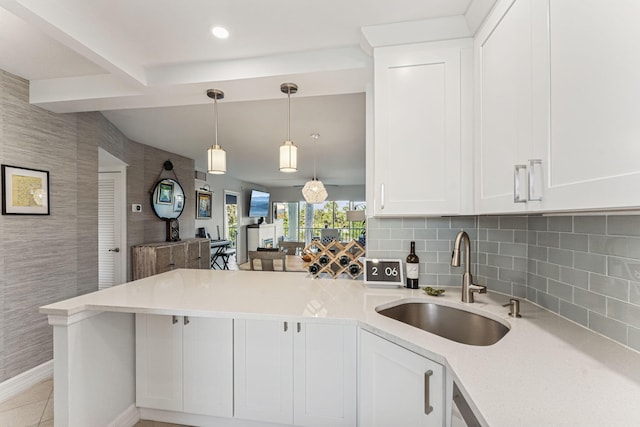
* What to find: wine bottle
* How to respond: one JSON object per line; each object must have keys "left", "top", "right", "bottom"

{"left": 308, "top": 263, "right": 320, "bottom": 275}
{"left": 318, "top": 254, "right": 330, "bottom": 266}
{"left": 406, "top": 241, "right": 419, "bottom": 289}
{"left": 348, "top": 263, "right": 361, "bottom": 276}
{"left": 339, "top": 255, "right": 351, "bottom": 267}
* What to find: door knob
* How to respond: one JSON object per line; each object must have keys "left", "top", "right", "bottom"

{"left": 108, "top": 248, "right": 120, "bottom": 253}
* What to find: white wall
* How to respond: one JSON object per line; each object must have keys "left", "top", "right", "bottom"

{"left": 269, "top": 185, "right": 365, "bottom": 203}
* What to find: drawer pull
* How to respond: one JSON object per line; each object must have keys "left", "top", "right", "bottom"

{"left": 284, "top": 321, "right": 288, "bottom": 332}
{"left": 172, "top": 315, "right": 178, "bottom": 325}
{"left": 528, "top": 159, "right": 543, "bottom": 201}
{"left": 514, "top": 164, "right": 527, "bottom": 203}
{"left": 424, "top": 370, "right": 433, "bottom": 415}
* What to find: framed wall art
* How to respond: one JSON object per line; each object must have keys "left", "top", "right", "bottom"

{"left": 196, "top": 189, "right": 212, "bottom": 219}
{"left": 1, "top": 165, "right": 50, "bottom": 215}
{"left": 156, "top": 181, "right": 174, "bottom": 205}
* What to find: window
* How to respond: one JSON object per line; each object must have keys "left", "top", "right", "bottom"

{"left": 274, "top": 200, "right": 365, "bottom": 245}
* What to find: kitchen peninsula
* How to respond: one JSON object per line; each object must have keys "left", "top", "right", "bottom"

{"left": 41, "top": 269, "right": 640, "bottom": 427}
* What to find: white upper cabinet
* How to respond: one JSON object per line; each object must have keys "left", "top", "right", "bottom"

{"left": 477, "top": 0, "right": 640, "bottom": 213}
{"left": 371, "top": 40, "right": 473, "bottom": 217}
{"left": 475, "top": 0, "right": 544, "bottom": 214}
{"left": 540, "top": 0, "right": 640, "bottom": 210}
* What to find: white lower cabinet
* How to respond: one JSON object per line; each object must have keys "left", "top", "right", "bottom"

{"left": 135, "top": 314, "right": 233, "bottom": 417}
{"left": 359, "top": 330, "right": 445, "bottom": 427}
{"left": 234, "top": 319, "right": 357, "bottom": 427}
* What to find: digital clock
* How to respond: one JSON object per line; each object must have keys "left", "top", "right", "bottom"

{"left": 363, "top": 258, "right": 404, "bottom": 287}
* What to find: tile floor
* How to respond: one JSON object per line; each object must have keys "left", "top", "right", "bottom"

{"left": 0, "top": 378, "right": 190, "bottom": 427}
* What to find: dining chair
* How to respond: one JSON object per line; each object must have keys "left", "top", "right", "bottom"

{"left": 248, "top": 250, "right": 287, "bottom": 271}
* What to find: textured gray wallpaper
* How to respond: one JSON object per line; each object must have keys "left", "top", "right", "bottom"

{"left": 0, "top": 70, "right": 195, "bottom": 381}
{"left": 0, "top": 71, "right": 96, "bottom": 379}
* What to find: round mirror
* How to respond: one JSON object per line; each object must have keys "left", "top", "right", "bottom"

{"left": 150, "top": 178, "right": 185, "bottom": 220}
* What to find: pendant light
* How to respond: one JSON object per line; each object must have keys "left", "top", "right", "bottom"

{"left": 279, "top": 82, "right": 298, "bottom": 173}
{"left": 302, "top": 133, "right": 328, "bottom": 203}
{"left": 207, "top": 89, "right": 226, "bottom": 174}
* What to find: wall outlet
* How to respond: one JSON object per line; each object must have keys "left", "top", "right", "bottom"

{"left": 132, "top": 204, "right": 142, "bottom": 212}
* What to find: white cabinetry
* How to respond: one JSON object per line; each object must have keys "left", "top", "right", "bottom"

{"left": 371, "top": 40, "right": 473, "bottom": 217}
{"left": 475, "top": 0, "right": 545, "bottom": 214}
{"left": 135, "top": 314, "right": 233, "bottom": 417}
{"left": 540, "top": 0, "right": 640, "bottom": 210}
{"left": 359, "top": 330, "right": 445, "bottom": 427}
{"left": 477, "top": 0, "right": 640, "bottom": 213}
{"left": 234, "top": 319, "right": 356, "bottom": 427}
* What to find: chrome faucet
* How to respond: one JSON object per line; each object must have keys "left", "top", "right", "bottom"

{"left": 451, "top": 230, "right": 486, "bottom": 303}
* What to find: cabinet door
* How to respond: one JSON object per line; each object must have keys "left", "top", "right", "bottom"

{"left": 475, "top": 0, "right": 536, "bottom": 213}
{"left": 234, "top": 319, "right": 294, "bottom": 425}
{"left": 155, "top": 246, "right": 172, "bottom": 274}
{"left": 293, "top": 323, "right": 356, "bottom": 427}
{"left": 171, "top": 244, "right": 186, "bottom": 269}
{"left": 183, "top": 317, "right": 233, "bottom": 417}
{"left": 373, "top": 44, "right": 462, "bottom": 216}
{"left": 539, "top": 0, "right": 640, "bottom": 210}
{"left": 186, "top": 241, "right": 201, "bottom": 269}
{"left": 135, "top": 313, "right": 183, "bottom": 411}
{"left": 199, "top": 240, "right": 211, "bottom": 269}
{"left": 359, "top": 330, "right": 445, "bottom": 427}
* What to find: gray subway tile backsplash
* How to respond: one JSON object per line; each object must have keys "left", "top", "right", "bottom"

{"left": 368, "top": 214, "right": 640, "bottom": 352}
{"left": 588, "top": 312, "right": 628, "bottom": 344}
{"left": 607, "top": 216, "right": 640, "bottom": 236}
{"left": 574, "top": 216, "right": 606, "bottom": 235}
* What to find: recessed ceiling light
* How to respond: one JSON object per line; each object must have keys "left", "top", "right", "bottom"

{"left": 211, "top": 26, "right": 229, "bottom": 39}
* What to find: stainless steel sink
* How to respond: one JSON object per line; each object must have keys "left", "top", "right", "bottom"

{"left": 377, "top": 302, "right": 509, "bottom": 346}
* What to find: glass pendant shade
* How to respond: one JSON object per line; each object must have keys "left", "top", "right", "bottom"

{"left": 302, "top": 178, "right": 328, "bottom": 204}
{"left": 208, "top": 144, "right": 226, "bottom": 174}
{"left": 206, "top": 89, "right": 226, "bottom": 175}
{"left": 279, "top": 83, "right": 298, "bottom": 173}
{"left": 279, "top": 140, "right": 298, "bottom": 172}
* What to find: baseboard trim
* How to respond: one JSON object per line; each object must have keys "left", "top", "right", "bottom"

{"left": 0, "top": 360, "right": 53, "bottom": 404}
{"left": 108, "top": 404, "right": 140, "bottom": 427}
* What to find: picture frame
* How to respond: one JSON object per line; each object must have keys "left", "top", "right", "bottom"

{"left": 157, "top": 181, "right": 174, "bottom": 204}
{"left": 1, "top": 165, "right": 50, "bottom": 215}
{"left": 196, "top": 189, "right": 212, "bottom": 219}
{"left": 173, "top": 193, "right": 184, "bottom": 212}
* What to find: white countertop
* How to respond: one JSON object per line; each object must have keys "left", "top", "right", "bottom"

{"left": 41, "top": 269, "right": 640, "bottom": 427}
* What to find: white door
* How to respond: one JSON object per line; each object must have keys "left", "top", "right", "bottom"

{"left": 373, "top": 44, "right": 463, "bottom": 216}
{"left": 539, "top": 0, "right": 640, "bottom": 210}
{"left": 234, "top": 319, "right": 294, "bottom": 425}
{"left": 359, "top": 330, "right": 445, "bottom": 427}
{"left": 135, "top": 314, "right": 183, "bottom": 411}
{"left": 475, "top": 0, "right": 540, "bottom": 214}
{"left": 98, "top": 170, "right": 125, "bottom": 288}
{"left": 293, "top": 322, "right": 357, "bottom": 427}
{"left": 183, "top": 317, "right": 233, "bottom": 417}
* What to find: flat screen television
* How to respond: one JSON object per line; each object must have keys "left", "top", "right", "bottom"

{"left": 248, "top": 189, "right": 270, "bottom": 218}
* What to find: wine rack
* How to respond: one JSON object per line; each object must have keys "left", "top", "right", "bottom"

{"left": 302, "top": 239, "right": 365, "bottom": 279}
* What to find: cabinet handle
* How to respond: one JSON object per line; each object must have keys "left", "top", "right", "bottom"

{"left": 183, "top": 316, "right": 190, "bottom": 326}
{"left": 528, "top": 159, "right": 543, "bottom": 202}
{"left": 172, "top": 315, "right": 178, "bottom": 325}
{"left": 424, "top": 370, "right": 434, "bottom": 415}
{"left": 513, "top": 165, "right": 527, "bottom": 203}
{"left": 284, "top": 321, "right": 288, "bottom": 332}
{"left": 296, "top": 322, "right": 301, "bottom": 333}
{"left": 380, "top": 183, "right": 385, "bottom": 210}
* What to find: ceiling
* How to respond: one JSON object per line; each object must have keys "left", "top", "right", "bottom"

{"left": 0, "top": 0, "right": 488, "bottom": 188}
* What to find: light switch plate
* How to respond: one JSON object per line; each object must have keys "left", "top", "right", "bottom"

{"left": 132, "top": 204, "right": 142, "bottom": 212}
